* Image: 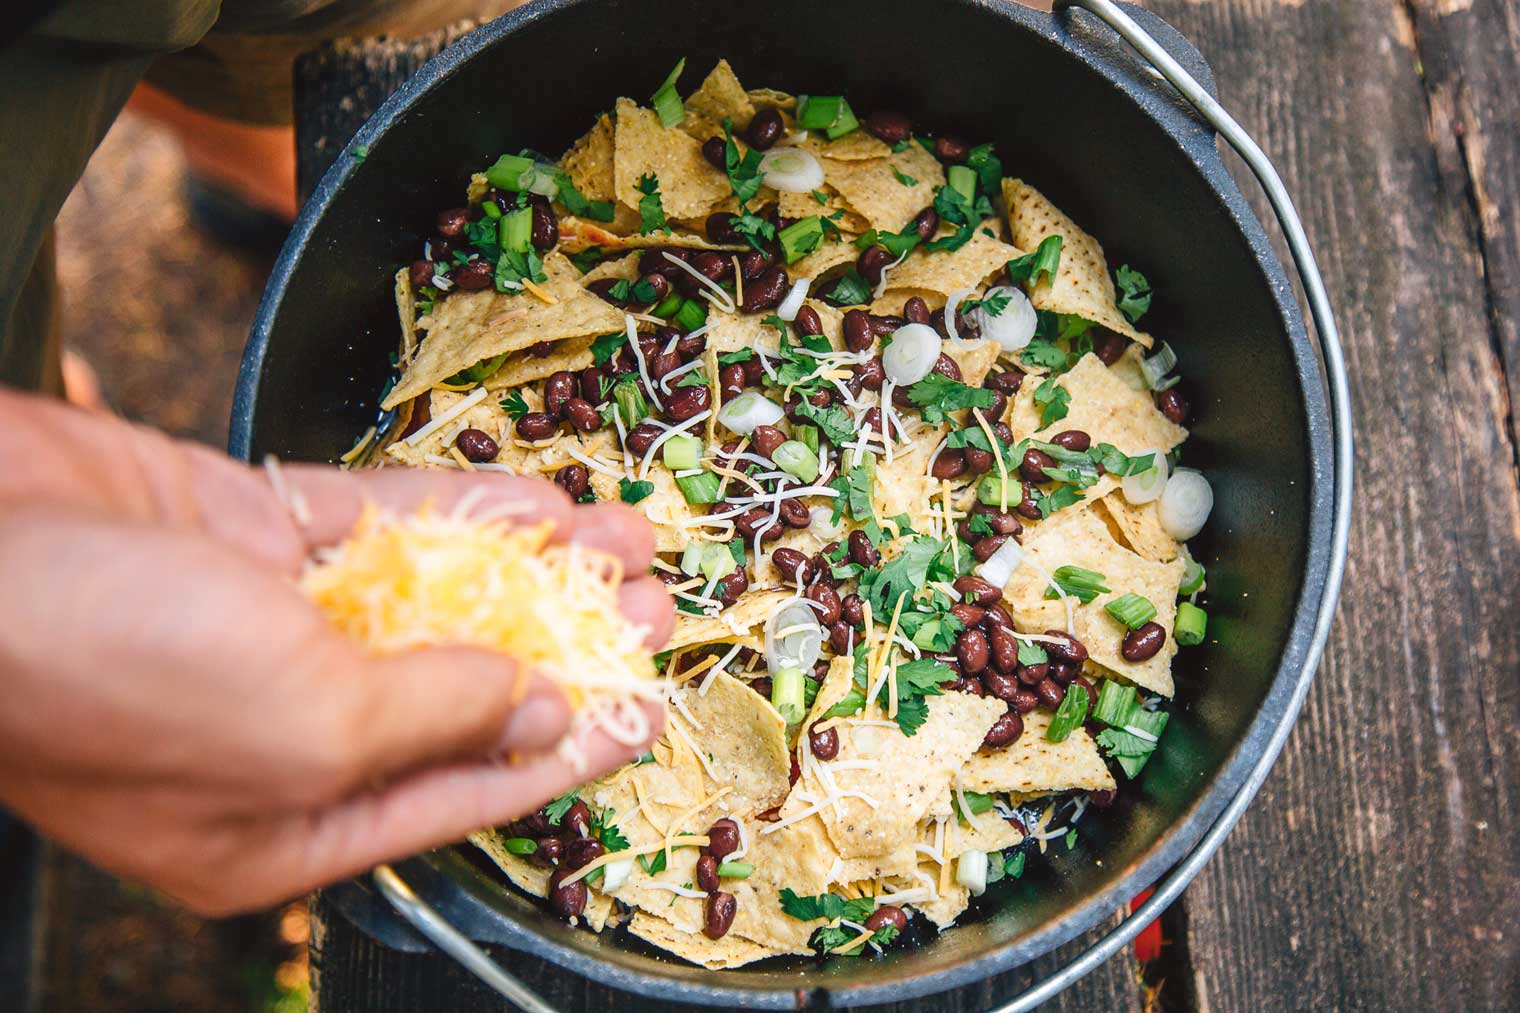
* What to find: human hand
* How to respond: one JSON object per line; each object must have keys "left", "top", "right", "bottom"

{"left": 0, "top": 389, "right": 672, "bottom": 914}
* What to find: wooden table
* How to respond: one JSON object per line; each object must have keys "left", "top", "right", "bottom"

{"left": 295, "top": 2, "right": 1520, "bottom": 1009}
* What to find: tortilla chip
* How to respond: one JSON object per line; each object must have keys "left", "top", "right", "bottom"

{"left": 960, "top": 711, "right": 1116, "bottom": 795}
{"left": 613, "top": 98, "right": 731, "bottom": 221}
{"left": 577, "top": 251, "right": 642, "bottom": 284}
{"left": 1003, "top": 178, "right": 1153, "bottom": 348}
{"left": 678, "top": 671, "right": 791, "bottom": 813}
{"left": 481, "top": 335, "right": 595, "bottom": 390}
{"left": 748, "top": 87, "right": 796, "bottom": 111}
{"left": 682, "top": 60, "right": 755, "bottom": 132}
{"left": 562, "top": 114, "right": 616, "bottom": 202}
{"left": 1012, "top": 353, "right": 1186, "bottom": 457}
{"left": 873, "top": 436, "right": 942, "bottom": 522}
{"left": 821, "top": 144, "right": 943, "bottom": 234}
{"left": 795, "top": 693, "right": 1005, "bottom": 859}
{"left": 1005, "top": 506, "right": 1185, "bottom": 696}
{"left": 870, "top": 287, "right": 946, "bottom": 315}
{"left": 557, "top": 216, "right": 741, "bottom": 254}
{"left": 469, "top": 830, "right": 615, "bottom": 931}
{"left": 778, "top": 186, "right": 860, "bottom": 230}
{"left": 885, "top": 225, "right": 1023, "bottom": 298}
{"left": 665, "top": 588, "right": 793, "bottom": 652}
{"left": 1097, "top": 490, "right": 1180, "bottom": 563}
{"left": 731, "top": 815, "right": 841, "bottom": 951}
{"left": 382, "top": 254, "right": 624, "bottom": 410}
{"left": 394, "top": 268, "right": 419, "bottom": 364}
{"left": 914, "top": 862, "right": 971, "bottom": 928}
{"left": 785, "top": 238, "right": 861, "bottom": 284}
{"left": 705, "top": 312, "right": 785, "bottom": 358}
{"left": 629, "top": 911, "right": 788, "bottom": 968}
{"left": 382, "top": 389, "right": 525, "bottom": 468}
{"left": 945, "top": 338, "right": 1001, "bottom": 390}
{"left": 939, "top": 811, "right": 1024, "bottom": 860}
{"left": 797, "top": 132, "right": 892, "bottom": 162}
{"left": 588, "top": 459, "right": 702, "bottom": 554}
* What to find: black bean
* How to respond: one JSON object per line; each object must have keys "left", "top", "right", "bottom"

{"left": 932, "top": 352, "right": 962, "bottom": 381}
{"left": 696, "top": 853, "right": 721, "bottom": 893}
{"left": 973, "top": 534, "right": 1008, "bottom": 563}
{"left": 563, "top": 398, "right": 602, "bottom": 432}
{"left": 1158, "top": 387, "right": 1189, "bottom": 425}
{"left": 1016, "top": 661, "right": 1049, "bottom": 687}
{"left": 794, "top": 304, "right": 823, "bottom": 337}
{"left": 548, "top": 869, "right": 587, "bottom": 919}
{"left": 989, "top": 625, "right": 1019, "bottom": 674}
{"left": 864, "top": 904, "right": 909, "bottom": 933}
{"left": 954, "top": 575, "right": 1002, "bottom": 605}
{"left": 854, "top": 357, "right": 886, "bottom": 391}
{"left": 950, "top": 603, "right": 985, "bottom": 628}
{"left": 750, "top": 676, "right": 772, "bottom": 699}
{"left": 863, "top": 109, "right": 912, "bottom": 144}
{"left": 808, "top": 724, "right": 840, "bottom": 760}
{"left": 516, "top": 412, "right": 558, "bottom": 441}
{"left": 715, "top": 567, "right": 749, "bottom": 606}
{"left": 983, "top": 710, "right": 1024, "bottom": 748}
{"left": 806, "top": 582, "right": 842, "bottom": 625}
{"left": 1043, "top": 630, "right": 1090, "bottom": 664}
{"left": 578, "top": 365, "right": 607, "bottom": 403}
{"left": 986, "top": 370, "right": 1023, "bottom": 395}
{"left": 707, "top": 212, "right": 742, "bottom": 245}
{"left": 963, "top": 445, "right": 994, "bottom": 475}
{"left": 704, "top": 891, "right": 738, "bottom": 939}
{"left": 1094, "top": 331, "right": 1127, "bottom": 365}
{"left": 530, "top": 200, "right": 558, "bottom": 251}
{"left": 772, "top": 547, "right": 815, "bottom": 585}
{"left": 750, "top": 424, "right": 786, "bottom": 458}
{"left": 1122, "top": 621, "right": 1167, "bottom": 662}
{"left": 740, "top": 266, "right": 788, "bottom": 313}
{"left": 981, "top": 604, "right": 1013, "bottom": 631}
{"left": 664, "top": 383, "right": 712, "bottom": 421}
{"left": 1047, "top": 659, "right": 1080, "bottom": 685}
{"left": 1035, "top": 678, "right": 1067, "bottom": 710}
{"left": 1016, "top": 479, "right": 1042, "bottom": 520}
{"left": 1010, "top": 689, "right": 1039, "bottom": 714}
{"left": 455, "top": 428, "right": 499, "bottom": 463}
{"left": 409, "top": 259, "right": 434, "bottom": 286}
{"left": 1021, "top": 448, "right": 1058, "bottom": 483}
{"left": 842, "top": 310, "right": 874, "bottom": 352}
{"left": 554, "top": 464, "right": 589, "bottom": 499}
{"left": 981, "top": 671, "right": 1018, "bottom": 701}
{"left": 702, "top": 136, "right": 727, "bottom": 170}
{"left": 676, "top": 329, "right": 707, "bottom": 360}
{"left": 746, "top": 108, "right": 784, "bottom": 150}
{"left": 848, "top": 530, "right": 880, "bottom": 568}
{"left": 934, "top": 136, "right": 970, "bottom": 162}
{"left": 973, "top": 504, "right": 1024, "bottom": 537}
{"left": 705, "top": 819, "right": 741, "bottom": 860}
{"left": 620, "top": 422, "right": 659, "bottom": 456}
{"left": 903, "top": 295, "right": 931, "bottom": 324}
{"left": 828, "top": 620, "right": 853, "bottom": 654}
{"left": 562, "top": 800, "right": 593, "bottom": 838}
{"left": 648, "top": 349, "right": 682, "bottom": 381}
{"left": 932, "top": 448, "right": 968, "bottom": 480}
{"left": 733, "top": 507, "right": 783, "bottom": 541}
{"left": 958, "top": 628, "right": 990, "bottom": 674}
{"left": 1088, "top": 788, "right": 1118, "bottom": 810}
{"left": 530, "top": 835, "right": 562, "bottom": 867}
{"left": 1050, "top": 429, "right": 1092, "bottom": 452}
{"left": 912, "top": 207, "right": 939, "bottom": 242}
{"left": 435, "top": 207, "right": 470, "bottom": 237}
{"left": 841, "top": 594, "right": 866, "bottom": 628}
{"left": 778, "top": 497, "right": 811, "bottom": 528}
{"left": 857, "top": 244, "right": 895, "bottom": 285}
{"left": 642, "top": 247, "right": 691, "bottom": 278}
{"left": 451, "top": 258, "right": 494, "bottom": 290}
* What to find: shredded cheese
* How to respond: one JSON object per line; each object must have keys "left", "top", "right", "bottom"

{"left": 522, "top": 278, "right": 557, "bottom": 305}
{"left": 971, "top": 407, "right": 1008, "bottom": 513}
{"left": 558, "top": 836, "right": 711, "bottom": 887}
{"left": 662, "top": 787, "right": 734, "bottom": 865}
{"left": 403, "top": 386, "right": 488, "bottom": 447}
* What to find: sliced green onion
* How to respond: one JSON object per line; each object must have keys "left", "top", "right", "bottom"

{"left": 674, "top": 298, "right": 708, "bottom": 332}
{"left": 679, "top": 543, "right": 705, "bottom": 576}
{"left": 499, "top": 208, "right": 533, "bottom": 254}
{"left": 773, "top": 439, "right": 819, "bottom": 483}
{"left": 1104, "top": 592, "right": 1157, "bottom": 630}
{"left": 956, "top": 850, "right": 988, "bottom": 897}
{"left": 977, "top": 474, "right": 1016, "bottom": 507}
{"left": 503, "top": 837, "right": 537, "bottom": 855}
{"left": 601, "top": 857, "right": 634, "bottom": 892}
{"left": 662, "top": 434, "right": 703, "bottom": 471}
{"left": 700, "top": 542, "right": 737, "bottom": 582}
{"left": 675, "top": 471, "right": 722, "bottom": 505}
{"left": 612, "top": 379, "right": 649, "bottom": 427}
{"left": 825, "top": 99, "right": 859, "bottom": 139}
{"left": 1141, "top": 341, "right": 1179, "bottom": 391}
{"left": 480, "top": 200, "right": 503, "bottom": 219}
{"left": 1044, "top": 565, "right": 1110, "bottom": 605}
{"left": 778, "top": 216, "right": 825, "bottom": 265}
{"left": 651, "top": 57, "right": 687, "bottom": 128}
{"left": 771, "top": 665, "right": 806, "bottom": 724}
{"left": 793, "top": 423, "right": 819, "bottom": 454}
{"left": 1179, "top": 559, "right": 1206, "bottom": 596}
{"left": 716, "top": 861, "right": 754, "bottom": 879}
{"left": 1092, "top": 680, "right": 1137, "bottom": 726}
{"left": 485, "top": 153, "right": 535, "bottom": 191}
{"left": 1046, "top": 683, "right": 1090, "bottom": 743}
{"left": 797, "top": 95, "right": 843, "bottom": 130}
{"left": 652, "top": 291, "right": 683, "bottom": 318}
{"left": 1175, "top": 602, "right": 1208, "bottom": 646}
{"left": 948, "top": 164, "right": 977, "bottom": 202}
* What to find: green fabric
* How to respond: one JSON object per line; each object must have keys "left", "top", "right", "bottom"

{"left": 0, "top": 1, "right": 221, "bottom": 391}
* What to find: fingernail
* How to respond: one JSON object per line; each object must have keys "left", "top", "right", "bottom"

{"left": 497, "top": 688, "right": 571, "bottom": 755}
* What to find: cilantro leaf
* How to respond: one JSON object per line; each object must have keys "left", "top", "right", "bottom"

{"left": 1033, "top": 378, "right": 1071, "bottom": 428}
{"left": 499, "top": 390, "right": 529, "bottom": 420}
{"left": 889, "top": 657, "right": 958, "bottom": 736}
{"left": 793, "top": 399, "right": 855, "bottom": 445}
{"left": 855, "top": 226, "right": 920, "bottom": 259}
{"left": 555, "top": 173, "right": 616, "bottom": 222}
{"left": 825, "top": 268, "right": 872, "bottom": 307}
{"left": 1116, "top": 264, "right": 1152, "bottom": 323}
{"left": 966, "top": 512, "right": 995, "bottom": 537}
{"left": 717, "top": 348, "right": 754, "bottom": 365}
{"left": 721, "top": 118, "right": 765, "bottom": 206}
{"left": 963, "top": 290, "right": 1012, "bottom": 319}
{"left": 1035, "top": 484, "right": 1085, "bottom": 518}
{"left": 635, "top": 173, "right": 670, "bottom": 235}
{"left": 591, "top": 809, "right": 630, "bottom": 852}
{"left": 591, "top": 331, "right": 627, "bottom": 367}
{"left": 619, "top": 477, "right": 654, "bottom": 504}
{"left": 950, "top": 789, "right": 997, "bottom": 824}
{"left": 1020, "top": 339, "right": 1070, "bottom": 371}
{"left": 891, "top": 166, "right": 918, "bottom": 187}
{"left": 733, "top": 211, "right": 777, "bottom": 251}
{"left": 1017, "top": 641, "right": 1048, "bottom": 667}
{"left": 811, "top": 926, "right": 855, "bottom": 952}
{"left": 638, "top": 849, "right": 668, "bottom": 874}
{"left": 544, "top": 790, "right": 578, "bottom": 825}
{"left": 858, "top": 536, "right": 950, "bottom": 617}
{"left": 907, "top": 374, "right": 996, "bottom": 425}
{"left": 779, "top": 889, "right": 876, "bottom": 922}
{"left": 569, "top": 246, "right": 605, "bottom": 273}
{"left": 811, "top": 189, "right": 830, "bottom": 205}
{"left": 871, "top": 923, "right": 901, "bottom": 947}
{"left": 830, "top": 464, "right": 875, "bottom": 522}
{"left": 1007, "top": 235, "right": 1064, "bottom": 288}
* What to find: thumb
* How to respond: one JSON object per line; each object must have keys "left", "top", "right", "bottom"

{"left": 335, "top": 646, "right": 572, "bottom": 786}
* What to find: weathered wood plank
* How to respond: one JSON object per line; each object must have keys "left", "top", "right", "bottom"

{"left": 1139, "top": 0, "right": 1520, "bottom": 1009}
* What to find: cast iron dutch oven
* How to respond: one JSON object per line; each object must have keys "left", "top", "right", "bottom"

{"left": 231, "top": 0, "right": 1351, "bottom": 1006}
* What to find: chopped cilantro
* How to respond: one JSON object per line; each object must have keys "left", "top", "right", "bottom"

{"left": 779, "top": 889, "right": 876, "bottom": 923}
{"left": 721, "top": 118, "right": 765, "bottom": 206}
{"left": 811, "top": 189, "right": 830, "bottom": 204}
{"left": 854, "top": 226, "right": 920, "bottom": 259}
{"left": 717, "top": 348, "right": 755, "bottom": 365}
{"left": 1035, "top": 484, "right": 1086, "bottom": 518}
{"left": 1033, "top": 378, "right": 1071, "bottom": 428}
{"left": 590, "top": 809, "right": 630, "bottom": 852}
{"left": 499, "top": 390, "right": 529, "bottom": 420}
{"left": 591, "top": 331, "right": 626, "bottom": 367}
{"left": 951, "top": 789, "right": 997, "bottom": 824}
{"left": 636, "top": 173, "right": 671, "bottom": 234}
{"left": 907, "top": 374, "right": 996, "bottom": 425}
{"left": 793, "top": 398, "right": 855, "bottom": 445}
{"left": 830, "top": 464, "right": 875, "bottom": 522}
{"left": 569, "top": 246, "right": 605, "bottom": 273}
{"left": 963, "top": 290, "right": 1012, "bottom": 318}
{"left": 638, "top": 850, "right": 668, "bottom": 875}
{"left": 1007, "top": 235, "right": 1064, "bottom": 288}
{"left": 892, "top": 166, "right": 918, "bottom": 187}
{"left": 733, "top": 211, "right": 777, "bottom": 251}
{"left": 826, "top": 267, "right": 872, "bottom": 306}
{"left": 1020, "top": 338, "right": 1070, "bottom": 371}
{"left": 1115, "top": 264, "right": 1152, "bottom": 323}
{"left": 544, "top": 790, "right": 578, "bottom": 825}
{"left": 619, "top": 477, "right": 655, "bottom": 504}
{"left": 1065, "top": 827, "right": 1079, "bottom": 850}
{"left": 554, "top": 174, "right": 616, "bottom": 222}
{"left": 1017, "top": 641, "right": 1048, "bottom": 667}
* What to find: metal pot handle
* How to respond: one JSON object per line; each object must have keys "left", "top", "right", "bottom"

{"left": 984, "top": 2, "right": 1355, "bottom": 1010}
{"left": 371, "top": 3, "right": 1354, "bottom": 1009}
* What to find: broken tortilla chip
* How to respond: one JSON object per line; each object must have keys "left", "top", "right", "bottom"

{"left": 675, "top": 671, "right": 791, "bottom": 813}
{"left": 665, "top": 588, "right": 793, "bottom": 652}
{"left": 960, "top": 710, "right": 1117, "bottom": 795}
{"left": 884, "top": 225, "right": 1022, "bottom": 298}
{"left": 682, "top": 59, "right": 756, "bottom": 132}
{"left": 821, "top": 144, "right": 943, "bottom": 234}
{"left": 1097, "top": 490, "right": 1180, "bottom": 563}
{"left": 614, "top": 98, "right": 731, "bottom": 221}
{"left": 629, "top": 911, "right": 790, "bottom": 968}
{"left": 1007, "top": 353, "right": 1187, "bottom": 454}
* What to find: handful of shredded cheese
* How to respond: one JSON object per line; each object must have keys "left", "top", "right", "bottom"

{"left": 300, "top": 499, "right": 661, "bottom": 768}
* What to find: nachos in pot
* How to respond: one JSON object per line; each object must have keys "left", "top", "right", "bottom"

{"left": 346, "top": 59, "right": 1215, "bottom": 968}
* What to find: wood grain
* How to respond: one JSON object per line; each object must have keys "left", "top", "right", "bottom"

{"left": 1142, "top": 0, "right": 1520, "bottom": 1009}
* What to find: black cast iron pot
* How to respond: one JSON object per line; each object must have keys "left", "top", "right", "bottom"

{"left": 231, "top": 0, "right": 1349, "bottom": 1006}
